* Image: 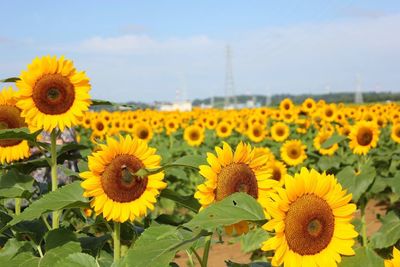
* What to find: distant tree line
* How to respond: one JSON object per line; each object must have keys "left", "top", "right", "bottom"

{"left": 192, "top": 91, "right": 400, "bottom": 107}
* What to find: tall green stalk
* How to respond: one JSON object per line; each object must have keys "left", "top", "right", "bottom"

{"left": 15, "top": 198, "right": 21, "bottom": 215}
{"left": 50, "top": 130, "right": 60, "bottom": 229}
{"left": 113, "top": 222, "right": 121, "bottom": 263}
{"left": 201, "top": 235, "right": 212, "bottom": 267}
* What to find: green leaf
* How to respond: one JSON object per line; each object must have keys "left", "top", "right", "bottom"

{"left": 13, "top": 219, "right": 48, "bottom": 245}
{"left": 39, "top": 241, "right": 81, "bottom": 267}
{"left": 370, "top": 211, "right": 400, "bottom": 249}
{"left": 184, "top": 193, "right": 265, "bottom": 231}
{"left": 336, "top": 164, "right": 376, "bottom": 203}
{"left": 0, "top": 77, "right": 20, "bottom": 83}
{"left": 340, "top": 247, "right": 384, "bottom": 267}
{"left": 7, "top": 252, "right": 40, "bottom": 267}
{"left": 225, "top": 261, "right": 271, "bottom": 267}
{"left": 0, "top": 238, "right": 33, "bottom": 262}
{"left": 0, "top": 169, "right": 34, "bottom": 199}
{"left": 317, "top": 155, "right": 340, "bottom": 170}
{"left": 387, "top": 172, "right": 400, "bottom": 194}
{"left": 45, "top": 228, "right": 78, "bottom": 251}
{"left": 57, "top": 143, "right": 88, "bottom": 157}
{"left": 57, "top": 252, "right": 97, "bottom": 267}
{"left": 160, "top": 189, "right": 200, "bottom": 213}
{"left": 321, "top": 133, "right": 347, "bottom": 149}
{"left": 237, "top": 228, "right": 270, "bottom": 253}
{"left": 170, "top": 155, "right": 207, "bottom": 168}
{"left": 0, "top": 128, "right": 41, "bottom": 143}
{"left": 79, "top": 234, "right": 111, "bottom": 257}
{"left": 120, "top": 224, "right": 205, "bottom": 267}
{"left": 97, "top": 251, "right": 113, "bottom": 267}
{"left": 2, "top": 181, "right": 89, "bottom": 230}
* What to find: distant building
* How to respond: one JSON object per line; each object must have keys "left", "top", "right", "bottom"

{"left": 156, "top": 101, "right": 192, "bottom": 111}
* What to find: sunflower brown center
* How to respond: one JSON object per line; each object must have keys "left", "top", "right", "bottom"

{"left": 276, "top": 128, "right": 285, "bottom": 136}
{"left": 215, "top": 163, "right": 258, "bottom": 201}
{"left": 289, "top": 147, "right": 300, "bottom": 159}
{"left": 272, "top": 167, "right": 281, "bottom": 181}
{"left": 285, "top": 194, "right": 334, "bottom": 255}
{"left": 395, "top": 127, "right": 400, "bottom": 138}
{"left": 325, "top": 109, "right": 333, "bottom": 117}
{"left": 357, "top": 127, "right": 373, "bottom": 146}
{"left": 101, "top": 154, "right": 148, "bottom": 202}
{"left": 253, "top": 128, "right": 262, "bottom": 137}
{"left": 96, "top": 122, "right": 104, "bottom": 131}
{"left": 190, "top": 130, "right": 200, "bottom": 141}
{"left": 0, "top": 105, "right": 26, "bottom": 147}
{"left": 138, "top": 128, "right": 149, "bottom": 139}
{"left": 221, "top": 126, "right": 227, "bottom": 133}
{"left": 32, "top": 74, "right": 75, "bottom": 115}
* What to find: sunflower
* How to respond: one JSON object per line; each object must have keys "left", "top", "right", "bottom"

{"left": 165, "top": 118, "right": 179, "bottom": 135}
{"left": 301, "top": 98, "right": 316, "bottom": 114}
{"left": 349, "top": 121, "right": 380, "bottom": 155}
{"left": 80, "top": 135, "right": 167, "bottom": 223}
{"left": 183, "top": 125, "right": 204, "bottom": 146}
{"left": 134, "top": 122, "right": 153, "bottom": 142}
{"left": 261, "top": 168, "right": 358, "bottom": 267}
{"left": 266, "top": 160, "right": 287, "bottom": 187}
{"left": 0, "top": 87, "right": 30, "bottom": 164}
{"left": 391, "top": 123, "right": 400, "bottom": 144}
{"left": 280, "top": 140, "right": 307, "bottom": 166}
{"left": 313, "top": 131, "right": 338, "bottom": 156}
{"left": 271, "top": 122, "right": 290, "bottom": 142}
{"left": 91, "top": 117, "right": 109, "bottom": 140}
{"left": 216, "top": 121, "right": 233, "bottom": 138}
{"left": 247, "top": 122, "right": 266, "bottom": 143}
{"left": 16, "top": 55, "right": 91, "bottom": 132}
{"left": 321, "top": 104, "right": 337, "bottom": 122}
{"left": 280, "top": 98, "right": 294, "bottom": 112}
{"left": 385, "top": 247, "right": 400, "bottom": 267}
{"left": 194, "top": 142, "right": 278, "bottom": 234}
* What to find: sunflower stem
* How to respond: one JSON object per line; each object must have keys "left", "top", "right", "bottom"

{"left": 15, "top": 198, "right": 21, "bottom": 215}
{"left": 201, "top": 235, "right": 212, "bottom": 267}
{"left": 360, "top": 197, "right": 368, "bottom": 247}
{"left": 113, "top": 222, "right": 121, "bottom": 263}
{"left": 50, "top": 129, "right": 60, "bottom": 229}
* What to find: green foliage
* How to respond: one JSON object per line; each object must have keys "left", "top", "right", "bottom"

{"left": 340, "top": 247, "right": 384, "bottom": 267}
{"left": 370, "top": 212, "right": 400, "bottom": 249}
{"left": 2, "top": 181, "right": 89, "bottom": 230}
{"left": 185, "top": 193, "right": 265, "bottom": 231}
{"left": 0, "top": 169, "right": 34, "bottom": 199}
{"left": 336, "top": 164, "right": 376, "bottom": 203}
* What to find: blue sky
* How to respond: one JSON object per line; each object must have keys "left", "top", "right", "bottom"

{"left": 1, "top": 1, "right": 400, "bottom": 102}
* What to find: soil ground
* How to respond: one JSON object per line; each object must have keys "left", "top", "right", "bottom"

{"left": 174, "top": 199, "right": 387, "bottom": 267}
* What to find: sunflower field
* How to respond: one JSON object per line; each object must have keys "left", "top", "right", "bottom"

{"left": 0, "top": 56, "right": 400, "bottom": 267}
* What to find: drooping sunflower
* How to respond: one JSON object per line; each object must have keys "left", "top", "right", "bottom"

{"left": 391, "top": 123, "right": 400, "bottom": 144}
{"left": 134, "top": 122, "right": 153, "bottom": 142}
{"left": 313, "top": 130, "right": 338, "bottom": 156}
{"left": 349, "top": 121, "right": 380, "bottom": 155}
{"left": 271, "top": 122, "right": 290, "bottom": 142}
{"left": 261, "top": 168, "right": 358, "bottom": 267}
{"left": 0, "top": 87, "right": 30, "bottom": 164}
{"left": 280, "top": 140, "right": 307, "bottom": 166}
{"left": 183, "top": 125, "right": 204, "bottom": 147}
{"left": 16, "top": 55, "right": 91, "bottom": 132}
{"left": 385, "top": 246, "right": 400, "bottom": 267}
{"left": 194, "top": 142, "right": 278, "bottom": 234}
{"left": 80, "top": 135, "right": 167, "bottom": 223}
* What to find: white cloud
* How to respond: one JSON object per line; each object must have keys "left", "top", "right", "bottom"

{"left": 2, "top": 13, "right": 400, "bottom": 102}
